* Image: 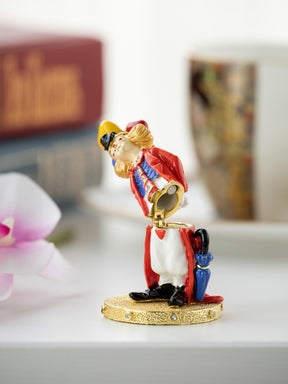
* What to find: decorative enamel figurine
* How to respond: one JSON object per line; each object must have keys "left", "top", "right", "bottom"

{"left": 99, "top": 120, "right": 223, "bottom": 324}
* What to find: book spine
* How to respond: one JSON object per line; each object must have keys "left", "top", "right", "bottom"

{"left": 0, "top": 128, "right": 103, "bottom": 204}
{"left": 0, "top": 39, "right": 102, "bottom": 138}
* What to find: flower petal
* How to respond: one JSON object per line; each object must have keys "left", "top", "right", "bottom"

{"left": 0, "top": 223, "right": 10, "bottom": 239}
{"left": 0, "top": 240, "right": 55, "bottom": 275}
{"left": 0, "top": 173, "right": 61, "bottom": 242}
{"left": 39, "top": 248, "right": 76, "bottom": 282}
{"left": 0, "top": 274, "right": 13, "bottom": 301}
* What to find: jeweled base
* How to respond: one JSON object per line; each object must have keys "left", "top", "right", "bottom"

{"left": 101, "top": 294, "right": 223, "bottom": 325}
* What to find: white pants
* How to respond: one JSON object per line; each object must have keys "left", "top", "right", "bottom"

{"left": 150, "top": 227, "right": 188, "bottom": 287}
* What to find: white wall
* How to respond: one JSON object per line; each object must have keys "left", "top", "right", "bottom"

{"left": 1, "top": 0, "right": 288, "bottom": 184}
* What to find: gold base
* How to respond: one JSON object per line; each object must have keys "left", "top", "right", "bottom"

{"left": 101, "top": 294, "right": 223, "bottom": 325}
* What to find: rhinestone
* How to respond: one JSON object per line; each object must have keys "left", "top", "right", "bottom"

{"left": 211, "top": 311, "right": 216, "bottom": 318}
{"left": 170, "top": 314, "right": 177, "bottom": 321}
{"left": 125, "top": 312, "right": 131, "bottom": 320}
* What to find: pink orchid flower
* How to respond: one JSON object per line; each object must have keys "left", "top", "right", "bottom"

{"left": 0, "top": 173, "right": 71, "bottom": 301}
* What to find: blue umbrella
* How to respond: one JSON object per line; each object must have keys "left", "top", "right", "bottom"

{"left": 193, "top": 229, "right": 213, "bottom": 301}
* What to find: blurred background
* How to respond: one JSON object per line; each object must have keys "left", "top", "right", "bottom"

{"left": 1, "top": 0, "right": 288, "bottom": 222}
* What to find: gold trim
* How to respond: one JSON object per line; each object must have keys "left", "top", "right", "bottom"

{"left": 152, "top": 220, "right": 195, "bottom": 230}
{"left": 165, "top": 222, "right": 194, "bottom": 229}
{"left": 102, "top": 295, "right": 223, "bottom": 325}
{"left": 196, "top": 264, "right": 210, "bottom": 270}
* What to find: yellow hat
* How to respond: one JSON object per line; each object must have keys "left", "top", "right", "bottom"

{"left": 98, "top": 121, "right": 122, "bottom": 151}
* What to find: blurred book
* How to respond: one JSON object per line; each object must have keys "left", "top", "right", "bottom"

{"left": 0, "top": 25, "right": 102, "bottom": 138}
{"left": 0, "top": 127, "right": 102, "bottom": 205}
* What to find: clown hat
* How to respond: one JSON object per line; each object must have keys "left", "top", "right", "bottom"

{"left": 98, "top": 121, "right": 122, "bottom": 151}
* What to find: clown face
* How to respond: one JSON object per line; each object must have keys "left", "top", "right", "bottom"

{"left": 108, "top": 134, "right": 140, "bottom": 163}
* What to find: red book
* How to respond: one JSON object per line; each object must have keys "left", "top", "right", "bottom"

{"left": 0, "top": 25, "right": 103, "bottom": 138}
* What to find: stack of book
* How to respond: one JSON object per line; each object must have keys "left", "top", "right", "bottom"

{"left": 0, "top": 25, "right": 103, "bottom": 205}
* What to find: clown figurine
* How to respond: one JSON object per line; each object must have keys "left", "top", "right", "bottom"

{"left": 99, "top": 120, "right": 223, "bottom": 325}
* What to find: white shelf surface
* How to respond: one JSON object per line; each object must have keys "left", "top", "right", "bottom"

{"left": 1, "top": 209, "right": 288, "bottom": 383}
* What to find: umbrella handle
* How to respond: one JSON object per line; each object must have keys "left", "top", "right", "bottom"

{"left": 193, "top": 228, "right": 209, "bottom": 254}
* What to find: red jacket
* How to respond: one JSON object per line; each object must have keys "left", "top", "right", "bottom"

{"left": 129, "top": 146, "right": 188, "bottom": 217}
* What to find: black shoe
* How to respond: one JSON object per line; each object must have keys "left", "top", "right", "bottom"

{"left": 129, "top": 284, "right": 175, "bottom": 302}
{"left": 168, "top": 286, "right": 187, "bottom": 307}
{"left": 155, "top": 283, "right": 175, "bottom": 298}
